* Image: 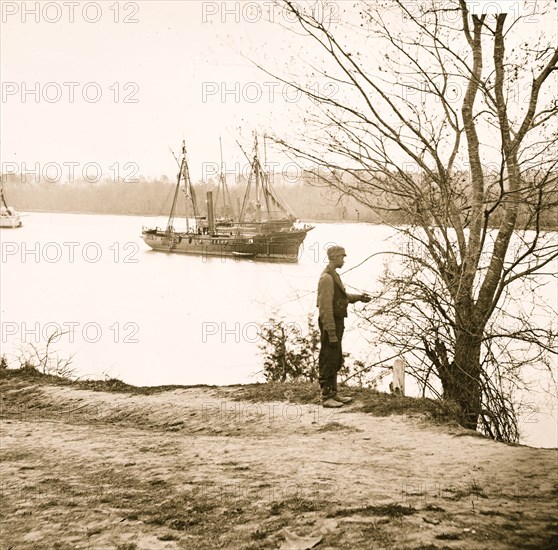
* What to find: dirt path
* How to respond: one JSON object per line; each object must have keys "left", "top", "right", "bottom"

{"left": 1, "top": 379, "right": 557, "bottom": 549}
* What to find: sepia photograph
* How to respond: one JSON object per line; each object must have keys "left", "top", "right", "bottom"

{"left": 1, "top": 1, "right": 557, "bottom": 548}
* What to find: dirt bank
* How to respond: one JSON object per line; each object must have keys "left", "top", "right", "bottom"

{"left": 1, "top": 372, "right": 557, "bottom": 549}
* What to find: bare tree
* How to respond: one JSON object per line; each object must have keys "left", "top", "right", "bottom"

{"left": 262, "top": 0, "right": 558, "bottom": 439}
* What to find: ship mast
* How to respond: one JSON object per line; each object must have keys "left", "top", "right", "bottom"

{"left": 260, "top": 135, "right": 273, "bottom": 217}
{"left": 236, "top": 139, "right": 256, "bottom": 230}
{"left": 183, "top": 143, "right": 199, "bottom": 230}
{"left": 237, "top": 134, "right": 297, "bottom": 226}
{"left": 253, "top": 136, "right": 262, "bottom": 223}
{"left": 214, "top": 137, "right": 233, "bottom": 219}
{"left": 0, "top": 187, "right": 7, "bottom": 210}
{"left": 168, "top": 141, "right": 198, "bottom": 233}
{"left": 263, "top": 134, "right": 296, "bottom": 220}
{"left": 167, "top": 148, "right": 182, "bottom": 232}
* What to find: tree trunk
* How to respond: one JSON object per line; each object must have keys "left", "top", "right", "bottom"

{"left": 439, "top": 328, "right": 482, "bottom": 430}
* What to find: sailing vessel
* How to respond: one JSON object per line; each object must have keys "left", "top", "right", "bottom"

{"left": 142, "top": 138, "right": 313, "bottom": 262}
{"left": 0, "top": 184, "right": 22, "bottom": 228}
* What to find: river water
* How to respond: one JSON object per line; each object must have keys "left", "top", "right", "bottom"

{"left": 1, "top": 212, "right": 556, "bottom": 447}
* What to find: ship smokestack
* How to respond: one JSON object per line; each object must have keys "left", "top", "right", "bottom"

{"left": 207, "top": 191, "right": 215, "bottom": 235}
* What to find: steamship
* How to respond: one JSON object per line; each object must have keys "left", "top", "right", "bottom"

{"left": 141, "top": 138, "right": 313, "bottom": 262}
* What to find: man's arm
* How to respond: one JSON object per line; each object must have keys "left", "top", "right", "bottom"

{"left": 347, "top": 293, "right": 371, "bottom": 304}
{"left": 317, "top": 273, "right": 338, "bottom": 343}
{"left": 347, "top": 292, "right": 361, "bottom": 304}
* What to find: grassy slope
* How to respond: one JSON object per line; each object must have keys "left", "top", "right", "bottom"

{"left": 1, "top": 367, "right": 557, "bottom": 550}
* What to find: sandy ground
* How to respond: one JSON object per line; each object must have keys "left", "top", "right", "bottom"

{"left": 1, "top": 377, "right": 557, "bottom": 549}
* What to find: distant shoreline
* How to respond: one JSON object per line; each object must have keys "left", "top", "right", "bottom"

{"left": 16, "top": 209, "right": 558, "bottom": 231}
{"left": 16, "top": 209, "right": 381, "bottom": 225}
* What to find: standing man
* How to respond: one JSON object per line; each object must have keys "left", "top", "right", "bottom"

{"left": 317, "top": 245, "right": 371, "bottom": 407}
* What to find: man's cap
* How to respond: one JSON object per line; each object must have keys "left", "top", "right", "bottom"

{"left": 327, "top": 245, "right": 347, "bottom": 259}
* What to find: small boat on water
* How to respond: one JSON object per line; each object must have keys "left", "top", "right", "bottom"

{"left": 142, "top": 137, "right": 313, "bottom": 262}
{"left": 0, "top": 185, "right": 22, "bottom": 228}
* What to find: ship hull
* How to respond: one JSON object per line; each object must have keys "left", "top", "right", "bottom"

{"left": 0, "top": 214, "right": 22, "bottom": 228}
{"left": 142, "top": 227, "right": 312, "bottom": 262}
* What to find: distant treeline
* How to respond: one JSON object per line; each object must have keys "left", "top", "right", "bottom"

{"left": 2, "top": 173, "right": 557, "bottom": 229}
{"left": 1, "top": 175, "right": 392, "bottom": 223}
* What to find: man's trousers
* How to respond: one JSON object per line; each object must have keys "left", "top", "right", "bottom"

{"left": 318, "top": 317, "right": 345, "bottom": 399}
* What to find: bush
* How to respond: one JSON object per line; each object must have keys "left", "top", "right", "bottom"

{"left": 258, "top": 315, "right": 320, "bottom": 382}
{"left": 258, "top": 315, "right": 391, "bottom": 392}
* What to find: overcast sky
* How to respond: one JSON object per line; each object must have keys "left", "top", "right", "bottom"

{"left": 1, "top": 1, "right": 304, "bottom": 182}
{"left": 1, "top": 1, "right": 556, "bottom": 183}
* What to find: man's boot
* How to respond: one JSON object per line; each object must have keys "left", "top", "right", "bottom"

{"left": 322, "top": 397, "right": 344, "bottom": 408}
{"left": 334, "top": 395, "right": 353, "bottom": 404}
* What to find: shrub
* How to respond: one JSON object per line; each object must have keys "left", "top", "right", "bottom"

{"left": 258, "top": 315, "right": 320, "bottom": 382}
